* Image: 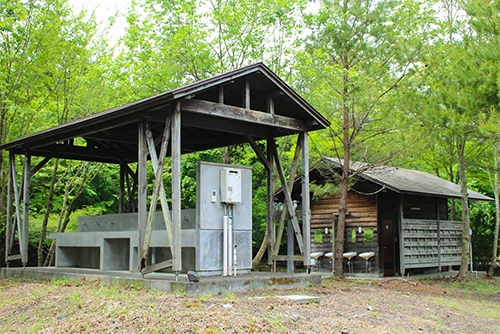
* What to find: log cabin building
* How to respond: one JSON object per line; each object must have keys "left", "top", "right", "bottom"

{"left": 278, "top": 157, "right": 493, "bottom": 277}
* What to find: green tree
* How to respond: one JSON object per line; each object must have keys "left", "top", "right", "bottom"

{"left": 465, "top": 0, "right": 500, "bottom": 276}
{"left": 0, "top": 0, "right": 114, "bottom": 267}
{"left": 413, "top": 0, "right": 500, "bottom": 278}
{"left": 297, "top": 0, "right": 433, "bottom": 277}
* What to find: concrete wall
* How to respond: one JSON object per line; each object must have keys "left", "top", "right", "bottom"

{"left": 50, "top": 162, "right": 253, "bottom": 276}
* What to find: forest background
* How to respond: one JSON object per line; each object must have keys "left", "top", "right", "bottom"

{"left": 1, "top": 0, "right": 499, "bottom": 274}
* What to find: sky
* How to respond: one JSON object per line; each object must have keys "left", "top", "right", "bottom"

{"left": 68, "top": 0, "right": 132, "bottom": 44}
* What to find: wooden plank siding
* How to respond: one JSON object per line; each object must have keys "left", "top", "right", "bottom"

{"left": 310, "top": 191, "right": 379, "bottom": 274}
{"left": 401, "top": 219, "right": 462, "bottom": 269}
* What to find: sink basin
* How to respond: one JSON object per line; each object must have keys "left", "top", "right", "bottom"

{"left": 359, "top": 252, "right": 375, "bottom": 260}
{"left": 310, "top": 252, "right": 324, "bottom": 260}
{"left": 325, "top": 252, "right": 333, "bottom": 259}
{"left": 343, "top": 251, "right": 357, "bottom": 260}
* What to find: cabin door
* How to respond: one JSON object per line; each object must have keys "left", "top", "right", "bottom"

{"left": 382, "top": 219, "right": 395, "bottom": 276}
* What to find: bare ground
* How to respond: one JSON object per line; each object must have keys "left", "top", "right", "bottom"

{"left": 0, "top": 276, "right": 499, "bottom": 333}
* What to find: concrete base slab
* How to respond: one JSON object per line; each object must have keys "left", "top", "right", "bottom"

{"left": 1, "top": 267, "right": 322, "bottom": 295}
{"left": 280, "top": 295, "right": 320, "bottom": 304}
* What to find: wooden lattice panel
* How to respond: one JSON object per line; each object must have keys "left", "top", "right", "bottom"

{"left": 401, "top": 219, "right": 462, "bottom": 269}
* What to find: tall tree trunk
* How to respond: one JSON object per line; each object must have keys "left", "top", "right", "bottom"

{"left": 448, "top": 166, "right": 456, "bottom": 220}
{"left": 37, "top": 159, "right": 59, "bottom": 266}
{"left": 0, "top": 99, "right": 7, "bottom": 222}
{"left": 252, "top": 229, "right": 268, "bottom": 269}
{"left": 334, "top": 170, "right": 349, "bottom": 277}
{"left": 457, "top": 139, "right": 471, "bottom": 278}
{"left": 488, "top": 141, "right": 500, "bottom": 277}
{"left": 43, "top": 161, "right": 101, "bottom": 266}
{"left": 44, "top": 202, "right": 75, "bottom": 266}
{"left": 222, "top": 146, "right": 232, "bottom": 164}
{"left": 334, "top": 54, "right": 351, "bottom": 278}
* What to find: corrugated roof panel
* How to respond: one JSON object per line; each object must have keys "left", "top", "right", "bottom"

{"left": 322, "top": 157, "right": 492, "bottom": 201}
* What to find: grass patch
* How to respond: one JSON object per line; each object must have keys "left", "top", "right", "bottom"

{"left": 420, "top": 277, "right": 500, "bottom": 298}
{"left": 433, "top": 296, "right": 500, "bottom": 319}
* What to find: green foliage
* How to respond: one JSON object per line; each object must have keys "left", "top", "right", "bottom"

{"left": 348, "top": 229, "right": 356, "bottom": 243}
{"left": 296, "top": 0, "right": 435, "bottom": 163}
{"left": 313, "top": 229, "right": 323, "bottom": 244}
{"left": 364, "top": 228, "right": 374, "bottom": 243}
{"left": 310, "top": 182, "right": 340, "bottom": 200}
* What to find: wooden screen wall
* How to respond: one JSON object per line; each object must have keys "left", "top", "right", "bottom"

{"left": 401, "top": 219, "right": 462, "bottom": 270}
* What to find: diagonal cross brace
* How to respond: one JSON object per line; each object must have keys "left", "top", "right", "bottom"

{"left": 139, "top": 116, "right": 173, "bottom": 273}
{"left": 273, "top": 137, "right": 302, "bottom": 256}
{"left": 269, "top": 140, "right": 304, "bottom": 254}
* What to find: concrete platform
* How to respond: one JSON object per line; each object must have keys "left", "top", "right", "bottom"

{"left": 0, "top": 267, "right": 322, "bottom": 295}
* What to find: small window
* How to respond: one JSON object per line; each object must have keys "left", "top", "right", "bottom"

{"left": 313, "top": 229, "right": 323, "bottom": 243}
{"left": 364, "top": 228, "right": 374, "bottom": 243}
{"left": 347, "top": 229, "right": 356, "bottom": 243}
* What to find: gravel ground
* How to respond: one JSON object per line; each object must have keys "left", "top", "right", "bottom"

{"left": 0, "top": 276, "right": 499, "bottom": 333}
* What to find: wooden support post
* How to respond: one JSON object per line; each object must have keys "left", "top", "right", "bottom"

{"left": 267, "top": 96, "right": 275, "bottom": 116}
{"left": 5, "top": 152, "right": 13, "bottom": 266}
{"left": 121, "top": 162, "right": 138, "bottom": 212}
{"left": 398, "top": 196, "right": 405, "bottom": 276}
{"left": 218, "top": 86, "right": 224, "bottom": 104}
{"left": 145, "top": 119, "right": 173, "bottom": 246}
{"left": 140, "top": 117, "right": 174, "bottom": 274}
{"left": 245, "top": 79, "right": 251, "bottom": 110}
{"left": 436, "top": 201, "right": 441, "bottom": 275}
{"left": 171, "top": 101, "right": 182, "bottom": 274}
{"left": 267, "top": 139, "right": 275, "bottom": 267}
{"left": 274, "top": 136, "right": 302, "bottom": 255}
{"left": 269, "top": 140, "right": 304, "bottom": 253}
{"left": 10, "top": 153, "right": 25, "bottom": 263}
{"left": 138, "top": 120, "right": 148, "bottom": 270}
{"left": 22, "top": 153, "right": 31, "bottom": 266}
{"left": 119, "top": 164, "right": 125, "bottom": 213}
{"left": 300, "top": 132, "right": 311, "bottom": 268}
{"left": 287, "top": 220, "right": 295, "bottom": 273}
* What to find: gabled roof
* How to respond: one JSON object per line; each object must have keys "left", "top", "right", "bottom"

{"left": 0, "top": 63, "right": 330, "bottom": 163}
{"left": 321, "top": 157, "right": 493, "bottom": 201}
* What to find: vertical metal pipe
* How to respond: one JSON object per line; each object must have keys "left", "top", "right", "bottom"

{"left": 223, "top": 214, "right": 228, "bottom": 276}
{"left": 228, "top": 215, "right": 233, "bottom": 276}
{"left": 171, "top": 101, "right": 182, "bottom": 275}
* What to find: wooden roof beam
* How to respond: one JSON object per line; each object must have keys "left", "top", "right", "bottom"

{"left": 23, "top": 143, "right": 135, "bottom": 163}
{"left": 181, "top": 99, "right": 308, "bottom": 132}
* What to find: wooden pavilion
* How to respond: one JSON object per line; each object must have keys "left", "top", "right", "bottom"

{"left": 1, "top": 63, "right": 330, "bottom": 276}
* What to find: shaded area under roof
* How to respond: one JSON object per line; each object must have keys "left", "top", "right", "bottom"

{"left": 321, "top": 157, "right": 493, "bottom": 201}
{"left": 0, "top": 63, "right": 330, "bottom": 163}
